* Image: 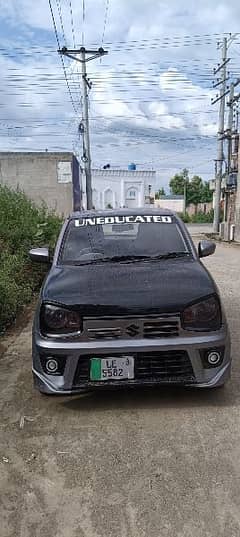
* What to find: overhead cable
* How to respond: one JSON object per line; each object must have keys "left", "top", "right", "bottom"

{"left": 48, "top": 0, "right": 78, "bottom": 114}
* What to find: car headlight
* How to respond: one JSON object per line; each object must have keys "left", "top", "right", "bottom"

{"left": 41, "top": 304, "right": 82, "bottom": 336}
{"left": 181, "top": 296, "right": 222, "bottom": 332}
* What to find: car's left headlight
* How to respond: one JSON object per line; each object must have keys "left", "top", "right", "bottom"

{"left": 181, "top": 295, "right": 222, "bottom": 332}
{"left": 40, "top": 304, "right": 82, "bottom": 336}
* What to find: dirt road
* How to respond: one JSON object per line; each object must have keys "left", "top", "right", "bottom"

{"left": 1, "top": 241, "right": 240, "bottom": 537}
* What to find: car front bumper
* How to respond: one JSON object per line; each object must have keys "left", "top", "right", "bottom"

{"left": 32, "top": 327, "right": 231, "bottom": 394}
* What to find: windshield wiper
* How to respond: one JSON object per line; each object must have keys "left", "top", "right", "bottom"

{"left": 65, "top": 252, "right": 190, "bottom": 266}
{"left": 120, "top": 252, "right": 190, "bottom": 264}
{"left": 67, "top": 255, "right": 150, "bottom": 266}
{"left": 102, "top": 254, "right": 150, "bottom": 263}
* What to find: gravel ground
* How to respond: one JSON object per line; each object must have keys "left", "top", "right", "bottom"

{"left": 0, "top": 240, "right": 240, "bottom": 537}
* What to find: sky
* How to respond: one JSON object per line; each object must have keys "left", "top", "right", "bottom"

{"left": 0, "top": 0, "right": 239, "bottom": 189}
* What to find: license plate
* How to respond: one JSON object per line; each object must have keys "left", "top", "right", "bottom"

{"left": 90, "top": 356, "right": 134, "bottom": 381}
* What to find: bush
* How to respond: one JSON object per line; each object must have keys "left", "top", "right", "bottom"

{"left": 0, "top": 184, "right": 63, "bottom": 334}
{"left": 177, "top": 212, "right": 191, "bottom": 223}
{"left": 177, "top": 210, "right": 214, "bottom": 224}
{"left": 190, "top": 210, "right": 214, "bottom": 223}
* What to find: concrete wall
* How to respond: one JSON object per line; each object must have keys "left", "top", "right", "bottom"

{"left": 187, "top": 201, "right": 213, "bottom": 216}
{"left": 155, "top": 198, "right": 184, "bottom": 213}
{"left": 0, "top": 152, "right": 75, "bottom": 217}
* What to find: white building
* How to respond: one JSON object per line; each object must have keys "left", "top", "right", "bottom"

{"left": 82, "top": 168, "right": 156, "bottom": 209}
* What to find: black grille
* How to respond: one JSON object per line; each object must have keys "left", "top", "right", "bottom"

{"left": 135, "top": 351, "right": 193, "bottom": 381}
{"left": 73, "top": 351, "right": 194, "bottom": 387}
{"left": 87, "top": 328, "right": 123, "bottom": 340}
{"left": 143, "top": 319, "right": 179, "bottom": 338}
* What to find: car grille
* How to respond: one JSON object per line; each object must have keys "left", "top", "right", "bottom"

{"left": 87, "top": 327, "right": 123, "bottom": 340}
{"left": 143, "top": 319, "right": 179, "bottom": 338}
{"left": 84, "top": 316, "right": 180, "bottom": 340}
{"left": 135, "top": 351, "right": 194, "bottom": 381}
{"left": 72, "top": 351, "right": 194, "bottom": 387}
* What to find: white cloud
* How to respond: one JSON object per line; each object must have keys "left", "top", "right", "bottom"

{"left": 0, "top": 0, "right": 238, "bottom": 179}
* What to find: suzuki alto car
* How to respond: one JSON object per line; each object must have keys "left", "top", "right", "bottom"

{"left": 30, "top": 209, "right": 231, "bottom": 394}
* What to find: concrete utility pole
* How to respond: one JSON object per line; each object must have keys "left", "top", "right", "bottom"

{"left": 223, "top": 83, "right": 234, "bottom": 222}
{"left": 213, "top": 37, "right": 228, "bottom": 233}
{"left": 227, "top": 83, "right": 235, "bottom": 174}
{"left": 60, "top": 46, "right": 108, "bottom": 209}
{"left": 183, "top": 181, "right": 187, "bottom": 215}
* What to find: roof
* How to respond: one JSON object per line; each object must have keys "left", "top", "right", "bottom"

{"left": 0, "top": 151, "right": 74, "bottom": 159}
{"left": 70, "top": 207, "right": 174, "bottom": 218}
{"left": 92, "top": 169, "right": 156, "bottom": 177}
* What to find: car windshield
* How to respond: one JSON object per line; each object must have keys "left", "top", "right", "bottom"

{"left": 59, "top": 215, "right": 190, "bottom": 265}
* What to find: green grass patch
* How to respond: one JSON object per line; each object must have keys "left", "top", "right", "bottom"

{"left": 0, "top": 184, "right": 62, "bottom": 334}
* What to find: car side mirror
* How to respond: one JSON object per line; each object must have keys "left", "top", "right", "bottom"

{"left": 29, "top": 247, "right": 50, "bottom": 264}
{"left": 198, "top": 240, "right": 216, "bottom": 258}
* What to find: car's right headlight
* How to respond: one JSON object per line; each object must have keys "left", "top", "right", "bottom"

{"left": 181, "top": 295, "right": 222, "bottom": 332}
{"left": 41, "top": 304, "right": 82, "bottom": 336}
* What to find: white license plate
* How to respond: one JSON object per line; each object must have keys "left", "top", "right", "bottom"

{"left": 90, "top": 356, "right": 134, "bottom": 381}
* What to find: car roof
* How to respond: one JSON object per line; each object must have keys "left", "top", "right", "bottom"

{"left": 70, "top": 207, "right": 175, "bottom": 219}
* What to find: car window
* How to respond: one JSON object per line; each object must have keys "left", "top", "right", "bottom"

{"left": 59, "top": 216, "right": 189, "bottom": 264}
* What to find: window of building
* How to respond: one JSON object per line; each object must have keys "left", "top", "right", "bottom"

{"left": 104, "top": 188, "right": 114, "bottom": 208}
{"left": 127, "top": 188, "right": 137, "bottom": 200}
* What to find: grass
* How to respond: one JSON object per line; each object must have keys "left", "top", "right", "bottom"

{"left": 0, "top": 184, "right": 62, "bottom": 334}
{"left": 178, "top": 210, "right": 214, "bottom": 224}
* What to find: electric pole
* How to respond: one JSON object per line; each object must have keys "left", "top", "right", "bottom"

{"left": 212, "top": 37, "right": 228, "bottom": 233}
{"left": 183, "top": 181, "right": 187, "bottom": 215}
{"left": 227, "top": 83, "right": 235, "bottom": 174}
{"left": 60, "top": 46, "right": 108, "bottom": 209}
{"left": 223, "top": 82, "right": 234, "bottom": 222}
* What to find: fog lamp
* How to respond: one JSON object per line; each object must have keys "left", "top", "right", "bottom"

{"left": 46, "top": 358, "right": 58, "bottom": 374}
{"left": 207, "top": 351, "right": 221, "bottom": 366}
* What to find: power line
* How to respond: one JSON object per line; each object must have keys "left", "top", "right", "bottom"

{"left": 101, "top": 0, "right": 110, "bottom": 46}
{"left": 55, "top": 0, "right": 67, "bottom": 45}
{"left": 82, "top": 0, "right": 86, "bottom": 45}
{"left": 69, "top": 0, "right": 76, "bottom": 47}
{"left": 48, "top": 0, "right": 78, "bottom": 114}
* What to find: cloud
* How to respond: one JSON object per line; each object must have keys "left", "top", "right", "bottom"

{"left": 0, "top": 0, "right": 238, "bottom": 183}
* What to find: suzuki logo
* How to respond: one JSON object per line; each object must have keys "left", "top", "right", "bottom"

{"left": 126, "top": 324, "right": 139, "bottom": 337}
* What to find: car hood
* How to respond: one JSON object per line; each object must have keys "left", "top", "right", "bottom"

{"left": 42, "top": 258, "right": 217, "bottom": 316}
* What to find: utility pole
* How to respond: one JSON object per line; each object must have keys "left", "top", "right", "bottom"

{"left": 183, "top": 181, "right": 187, "bottom": 215}
{"left": 60, "top": 46, "right": 108, "bottom": 209}
{"left": 223, "top": 83, "right": 234, "bottom": 222}
{"left": 80, "top": 47, "right": 92, "bottom": 210}
{"left": 213, "top": 37, "right": 228, "bottom": 233}
{"left": 227, "top": 83, "right": 235, "bottom": 174}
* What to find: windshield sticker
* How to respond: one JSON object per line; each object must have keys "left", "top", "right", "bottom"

{"left": 74, "top": 215, "right": 172, "bottom": 227}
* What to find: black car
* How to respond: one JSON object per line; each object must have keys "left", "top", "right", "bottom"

{"left": 30, "top": 209, "right": 231, "bottom": 394}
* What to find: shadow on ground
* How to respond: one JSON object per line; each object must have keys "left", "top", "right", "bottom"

{"left": 57, "top": 380, "right": 238, "bottom": 413}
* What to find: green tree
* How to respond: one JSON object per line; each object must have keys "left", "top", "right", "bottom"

{"left": 200, "top": 181, "right": 213, "bottom": 203}
{"left": 155, "top": 187, "right": 166, "bottom": 199}
{"left": 169, "top": 168, "right": 189, "bottom": 196}
{"left": 170, "top": 169, "right": 213, "bottom": 206}
{"left": 187, "top": 175, "right": 203, "bottom": 205}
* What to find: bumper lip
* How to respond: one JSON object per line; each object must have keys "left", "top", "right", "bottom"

{"left": 33, "top": 362, "right": 231, "bottom": 395}
{"left": 187, "top": 362, "right": 231, "bottom": 388}
{"left": 33, "top": 327, "right": 231, "bottom": 394}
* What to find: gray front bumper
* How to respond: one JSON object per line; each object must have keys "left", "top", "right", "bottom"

{"left": 32, "top": 328, "right": 231, "bottom": 394}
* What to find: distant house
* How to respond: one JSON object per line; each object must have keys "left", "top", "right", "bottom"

{"left": 82, "top": 166, "right": 156, "bottom": 209}
{"left": 154, "top": 195, "right": 184, "bottom": 213}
